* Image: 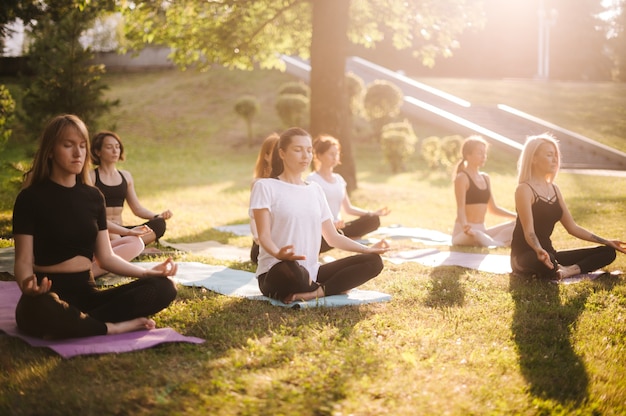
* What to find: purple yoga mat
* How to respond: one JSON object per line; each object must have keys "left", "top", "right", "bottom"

{"left": 0, "top": 281, "right": 204, "bottom": 358}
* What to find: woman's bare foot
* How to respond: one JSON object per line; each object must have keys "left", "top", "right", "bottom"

{"left": 106, "top": 318, "right": 156, "bottom": 334}
{"left": 557, "top": 264, "right": 581, "bottom": 279}
{"left": 283, "top": 286, "right": 324, "bottom": 304}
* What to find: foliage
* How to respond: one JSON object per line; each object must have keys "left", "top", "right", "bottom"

{"left": 420, "top": 134, "right": 464, "bottom": 173}
{"left": 277, "top": 81, "right": 310, "bottom": 98}
{"left": 18, "top": 0, "right": 118, "bottom": 139}
{"left": 345, "top": 71, "right": 365, "bottom": 116}
{"left": 380, "top": 119, "right": 417, "bottom": 173}
{"left": 120, "top": 0, "right": 484, "bottom": 192}
{"left": 234, "top": 95, "right": 260, "bottom": 147}
{"left": 275, "top": 93, "right": 309, "bottom": 129}
{"left": 363, "top": 79, "right": 404, "bottom": 139}
{"left": 0, "top": 85, "right": 15, "bottom": 151}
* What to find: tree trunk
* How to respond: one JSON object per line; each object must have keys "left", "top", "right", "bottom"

{"left": 309, "top": 0, "right": 357, "bottom": 192}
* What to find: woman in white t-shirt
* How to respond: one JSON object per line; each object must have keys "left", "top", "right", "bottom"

{"left": 307, "top": 135, "right": 390, "bottom": 253}
{"left": 249, "top": 128, "right": 390, "bottom": 304}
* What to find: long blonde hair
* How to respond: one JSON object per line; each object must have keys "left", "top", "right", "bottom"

{"left": 24, "top": 114, "right": 92, "bottom": 188}
{"left": 517, "top": 133, "right": 560, "bottom": 184}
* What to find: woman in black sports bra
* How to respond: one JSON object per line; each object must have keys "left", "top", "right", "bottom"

{"left": 511, "top": 133, "right": 625, "bottom": 279}
{"left": 452, "top": 135, "right": 517, "bottom": 247}
{"left": 89, "top": 131, "right": 173, "bottom": 248}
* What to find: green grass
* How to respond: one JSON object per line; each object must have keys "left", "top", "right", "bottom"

{"left": 1, "top": 69, "right": 626, "bottom": 415}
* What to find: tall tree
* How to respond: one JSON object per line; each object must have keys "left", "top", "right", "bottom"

{"left": 122, "top": 0, "right": 483, "bottom": 190}
{"left": 19, "top": 0, "right": 118, "bottom": 138}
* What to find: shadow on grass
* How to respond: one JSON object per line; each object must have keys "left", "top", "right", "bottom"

{"left": 507, "top": 274, "right": 618, "bottom": 405}
{"left": 424, "top": 266, "right": 466, "bottom": 308}
{"left": 0, "top": 287, "right": 383, "bottom": 415}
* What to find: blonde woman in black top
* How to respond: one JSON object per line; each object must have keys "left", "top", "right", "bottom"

{"left": 452, "top": 135, "right": 516, "bottom": 247}
{"left": 511, "top": 133, "right": 625, "bottom": 279}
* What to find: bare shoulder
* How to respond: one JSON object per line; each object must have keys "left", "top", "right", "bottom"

{"left": 119, "top": 169, "right": 133, "bottom": 183}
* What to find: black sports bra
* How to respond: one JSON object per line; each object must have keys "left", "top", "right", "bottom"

{"left": 462, "top": 171, "right": 491, "bottom": 205}
{"left": 94, "top": 168, "right": 127, "bottom": 207}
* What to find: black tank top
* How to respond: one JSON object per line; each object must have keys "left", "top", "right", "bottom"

{"left": 94, "top": 168, "right": 127, "bottom": 207}
{"left": 511, "top": 183, "right": 562, "bottom": 255}
{"left": 462, "top": 171, "right": 491, "bottom": 204}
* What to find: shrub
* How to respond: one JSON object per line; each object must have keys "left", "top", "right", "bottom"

{"left": 345, "top": 71, "right": 365, "bottom": 117}
{"left": 234, "top": 95, "right": 260, "bottom": 147}
{"left": 275, "top": 93, "right": 309, "bottom": 129}
{"left": 420, "top": 135, "right": 464, "bottom": 173}
{"left": 363, "top": 80, "right": 404, "bottom": 140}
{"left": 421, "top": 136, "right": 442, "bottom": 169}
{"left": 278, "top": 81, "right": 310, "bottom": 98}
{"left": 0, "top": 85, "right": 16, "bottom": 151}
{"left": 380, "top": 120, "right": 417, "bottom": 173}
{"left": 440, "top": 135, "right": 464, "bottom": 169}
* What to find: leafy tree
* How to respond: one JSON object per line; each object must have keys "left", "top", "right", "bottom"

{"left": 20, "top": 0, "right": 118, "bottom": 138}
{"left": 121, "top": 0, "right": 483, "bottom": 191}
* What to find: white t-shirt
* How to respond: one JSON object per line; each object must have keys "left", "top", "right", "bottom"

{"left": 249, "top": 178, "right": 333, "bottom": 279}
{"left": 306, "top": 171, "right": 346, "bottom": 222}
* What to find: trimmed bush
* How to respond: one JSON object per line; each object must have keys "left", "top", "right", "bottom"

{"left": 380, "top": 120, "right": 417, "bottom": 173}
{"left": 278, "top": 81, "right": 310, "bottom": 98}
{"left": 234, "top": 95, "right": 260, "bottom": 147}
{"left": 275, "top": 93, "right": 309, "bottom": 128}
{"left": 363, "top": 79, "right": 404, "bottom": 140}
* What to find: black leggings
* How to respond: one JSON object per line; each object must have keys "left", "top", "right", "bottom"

{"left": 126, "top": 217, "right": 167, "bottom": 241}
{"left": 511, "top": 245, "right": 616, "bottom": 279}
{"left": 257, "top": 253, "right": 384, "bottom": 301}
{"left": 320, "top": 215, "right": 380, "bottom": 253}
{"left": 15, "top": 271, "right": 177, "bottom": 339}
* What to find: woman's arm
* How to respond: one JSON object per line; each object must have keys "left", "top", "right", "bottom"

{"left": 556, "top": 186, "right": 626, "bottom": 254}
{"left": 93, "top": 230, "right": 177, "bottom": 277}
{"left": 341, "top": 193, "right": 389, "bottom": 217}
{"left": 107, "top": 221, "right": 151, "bottom": 237}
{"left": 454, "top": 173, "right": 471, "bottom": 230}
{"left": 321, "top": 219, "right": 389, "bottom": 254}
{"left": 13, "top": 234, "right": 51, "bottom": 295}
{"left": 122, "top": 170, "right": 169, "bottom": 220}
{"left": 485, "top": 174, "right": 516, "bottom": 218}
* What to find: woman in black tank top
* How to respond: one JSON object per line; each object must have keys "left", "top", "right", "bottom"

{"left": 511, "top": 133, "right": 625, "bottom": 279}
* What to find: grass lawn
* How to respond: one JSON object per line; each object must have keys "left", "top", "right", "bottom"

{"left": 0, "top": 68, "right": 625, "bottom": 415}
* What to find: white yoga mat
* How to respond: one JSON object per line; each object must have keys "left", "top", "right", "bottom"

{"left": 385, "top": 249, "right": 513, "bottom": 274}
{"left": 214, "top": 224, "right": 253, "bottom": 237}
{"left": 367, "top": 226, "right": 452, "bottom": 245}
{"left": 160, "top": 240, "right": 249, "bottom": 261}
{"left": 139, "top": 262, "right": 392, "bottom": 308}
